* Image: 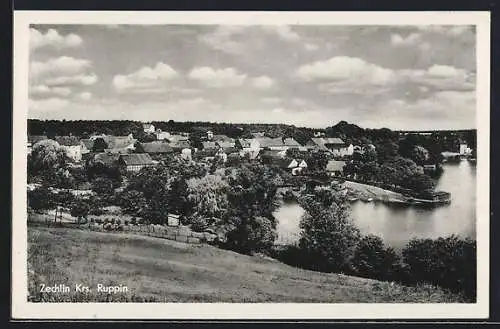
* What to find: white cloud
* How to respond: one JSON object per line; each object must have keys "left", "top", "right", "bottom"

{"left": 30, "top": 28, "right": 83, "bottom": 50}
{"left": 295, "top": 56, "right": 396, "bottom": 86}
{"left": 272, "top": 107, "right": 285, "bottom": 113}
{"left": 77, "top": 92, "right": 92, "bottom": 101}
{"left": 252, "top": 76, "right": 274, "bottom": 90}
{"left": 399, "top": 64, "right": 474, "bottom": 91}
{"left": 199, "top": 26, "right": 247, "bottom": 54}
{"left": 391, "top": 33, "right": 421, "bottom": 46}
{"left": 112, "top": 62, "right": 179, "bottom": 93}
{"left": 415, "top": 25, "right": 472, "bottom": 37}
{"left": 44, "top": 74, "right": 98, "bottom": 86}
{"left": 304, "top": 43, "right": 319, "bottom": 51}
{"left": 262, "top": 25, "right": 300, "bottom": 42}
{"left": 30, "top": 56, "right": 91, "bottom": 80}
{"left": 188, "top": 66, "right": 247, "bottom": 88}
{"left": 31, "top": 85, "right": 72, "bottom": 97}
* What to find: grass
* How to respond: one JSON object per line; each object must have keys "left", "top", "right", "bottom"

{"left": 27, "top": 225, "right": 466, "bottom": 303}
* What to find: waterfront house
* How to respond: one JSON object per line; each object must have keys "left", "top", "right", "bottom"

{"left": 118, "top": 153, "right": 155, "bottom": 173}
{"left": 326, "top": 160, "right": 346, "bottom": 177}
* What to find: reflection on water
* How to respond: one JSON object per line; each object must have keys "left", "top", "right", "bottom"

{"left": 273, "top": 161, "right": 476, "bottom": 249}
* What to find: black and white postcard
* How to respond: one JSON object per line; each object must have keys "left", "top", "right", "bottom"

{"left": 12, "top": 10, "right": 490, "bottom": 320}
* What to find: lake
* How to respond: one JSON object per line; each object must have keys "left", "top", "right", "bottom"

{"left": 273, "top": 160, "right": 477, "bottom": 250}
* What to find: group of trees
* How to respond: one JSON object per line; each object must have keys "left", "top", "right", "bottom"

{"left": 275, "top": 185, "right": 476, "bottom": 300}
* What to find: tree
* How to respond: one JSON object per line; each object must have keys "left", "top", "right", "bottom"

{"left": 402, "top": 236, "right": 476, "bottom": 300}
{"left": 298, "top": 185, "right": 361, "bottom": 273}
{"left": 351, "top": 235, "right": 400, "bottom": 281}
{"left": 186, "top": 174, "right": 229, "bottom": 221}
{"left": 376, "top": 141, "right": 399, "bottom": 163}
{"left": 70, "top": 199, "right": 90, "bottom": 224}
{"left": 28, "top": 187, "right": 56, "bottom": 214}
{"left": 28, "top": 140, "right": 69, "bottom": 184}
{"left": 91, "top": 176, "right": 116, "bottom": 196}
{"left": 118, "top": 190, "right": 147, "bottom": 215}
{"left": 220, "top": 164, "right": 280, "bottom": 254}
{"left": 410, "top": 146, "right": 430, "bottom": 166}
{"left": 406, "top": 173, "right": 436, "bottom": 194}
{"left": 92, "top": 137, "right": 108, "bottom": 152}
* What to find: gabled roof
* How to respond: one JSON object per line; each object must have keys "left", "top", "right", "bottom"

{"left": 310, "top": 138, "right": 345, "bottom": 150}
{"left": 119, "top": 153, "right": 155, "bottom": 166}
{"left": 216, "top": 141, "right": 235, "bottom": 149}
{"left": 80, "top": 139, "right": 94, "bottom": 150}
{"left": 202, "top": 141, "right": 218, "bottom": 149}
{"left": 168, "top": 134, "right": 189, "bottom": 143}
{"left": 237, "top": 139, "right": 251, "bottom": 148}
{"left": 28, "top": 135, "right": 48, "bottom": 144}
{"left": 326, "top": 160, "right": 346, "bottom": 172}
{"left": 94, "top": 153, "right": 120, "bottom": 166}
{"left": 143, "top": 123, "right": 154, "bottom": 129}
{"left": 212, "top": 135, "right": 234, "bottom": 143}
{"left": 139, "top": 142, "right": 174, "bottom": 154}
{"left": 170, "top": 140, "right": 191, "bottom": 149}
{"left": 54, "top": 136, "right": 80, "bottom": 146}
{"left": 104, "top": 136, "right": 136, "bottom": 149}
{"left": 255, "top": 137, "right": 301, "bottom": 148}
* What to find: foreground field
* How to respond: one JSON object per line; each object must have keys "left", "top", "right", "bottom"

{"left": 28, "top": 225, "right": 465, "bottom": 303}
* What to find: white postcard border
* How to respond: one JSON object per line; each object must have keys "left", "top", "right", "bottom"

{"left": 12, "top": 10, "right": 490, "bottom": 320}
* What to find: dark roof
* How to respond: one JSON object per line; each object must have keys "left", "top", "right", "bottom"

{"left": 94, "top": 153, "right": 120, "bottom": 166}
{"left": 170, "top": 140, "right": 191, "bottom": 149}
{"left": 212, "top": 135, "right": 234, "bottom": 143}
{"left": 28, "top": 135, "right": 48, "bottom": 144}
{"left": 255, "top": 137, "right": 301, "bottom": 148}
{"left": 202, "top": 141, "right": 218, "bottom": 149}
{"left": 119, "top": 153, "right": 155, "bottom": 166}
{"left": 139, "top": 142, "right": 174, "bottom": 154}
{"left": 310, "top": 138, "right": 345, "bottom": 151}
{"left": 326, "top": 160, "right": 346, "bottom": 172}
{"left": 54, "top": 136, "right": 80, "bottom": 146}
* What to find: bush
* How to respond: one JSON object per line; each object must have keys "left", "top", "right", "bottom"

{"left": 188, "top": 214, "right": 208, "bottom": 232}
{"left": 115, "top": 219, "right": 121, "bottom": 225}
{"left": 351, "top": 235, "right": 401, "bottom": 281}
{"left": 402, "top": 235, "right": 476, "bottom": 300}
{"left": 130, "top": 217, "right": 137, "bottom": 225}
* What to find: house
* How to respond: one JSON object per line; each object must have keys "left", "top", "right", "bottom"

{"left": 313, "top": 131, "right": 326, "bottom": 138}
{"left": 137, "top": 141, "right": 174, "bottom": 155}
{"left": 171, "top": 140, "right": 191, "bottom": 152}
{"left": 251, "top": 132, "right": 266, "bottom": 138}
{"left": 155, "top": 129, "right": 171, "bottom": 141}
{"left": 54, "top": 136, "right": 83, "bottom": 162}
{"left": 326, "top": 160, "right": 346, "bottom": 177}
{"left": 271, "top": 158, "right": 308, "bottom": 176}
{"left": 207, "top": 130, "right": 214, "bottom": 140}
{"left": 459, "top": 143, "right": 472, "bottom": 155}
{"left": 181, "top": 148, "right": 192, "bottom": 161}
{"left": 93, "top": 152, "right": 121, "bottom": 167}
{"left": 202, "top": 141, "right": 218, "bottom": 150}
{"left": 143, "top": 123, "right": 155, "bottom": 134}
{"left": 104, "top": 135, "right": 136, "bottom": 151}
{"left": 253, "top": 137, "right": 301, "bottom": 151}
{"left": 309, "top": 138, "right": 350, "bottom": 156}
{"left": 236, "top": 138, "right": 260, "bottom": 159}
{"left": 118, "top": 153, "right": 155, "bottom": 173}
{"left": 212, "top": 135, "right": 235, "bottom": 143}
{"left": 80, "top": 139, "right": 94, "bottom": 155}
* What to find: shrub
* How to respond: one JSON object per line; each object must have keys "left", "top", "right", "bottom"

{"left": 130, "top": 217, "right": 137, "bottom": 225}
{"left": 402, "top": 235, "right": 476, "bottom": 300}
{"left": 189, "top": 214, "right": 208, "bottom": 232}
{"left": 115, "top": 219, "right": 121, "bottom": 225}
{"left": 351, "top": 235, "right": 401, "bottom": 281}
{"left": 103, "top": 223, "right": 113, "bottom": 231}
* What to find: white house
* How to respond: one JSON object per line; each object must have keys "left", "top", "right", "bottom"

{"left": 143, "top": 123, "right": 156, "bottom": 134}
{"left": 181, "top": 148, "right": 192, "bottom": 161}
{"left": 155, "top": 129, "right": 171, "bottom": 141}
{"left": 459, "top": 143, "right": 472, "bottom": 155}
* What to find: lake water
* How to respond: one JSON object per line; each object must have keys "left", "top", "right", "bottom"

{"left": 273, "top": 160, "right": 477, "bottom": 250}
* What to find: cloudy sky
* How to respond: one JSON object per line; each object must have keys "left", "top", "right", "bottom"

{"left": 28, "top": 24, "right": 476, "bottom": 129}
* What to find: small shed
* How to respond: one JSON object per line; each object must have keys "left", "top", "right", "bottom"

{"left": 167, "top": 214, "right": 180, "bottom": 226}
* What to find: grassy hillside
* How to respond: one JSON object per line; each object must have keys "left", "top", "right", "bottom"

{"left": 28, "top": 225, "right": 465, "bottom": 303}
